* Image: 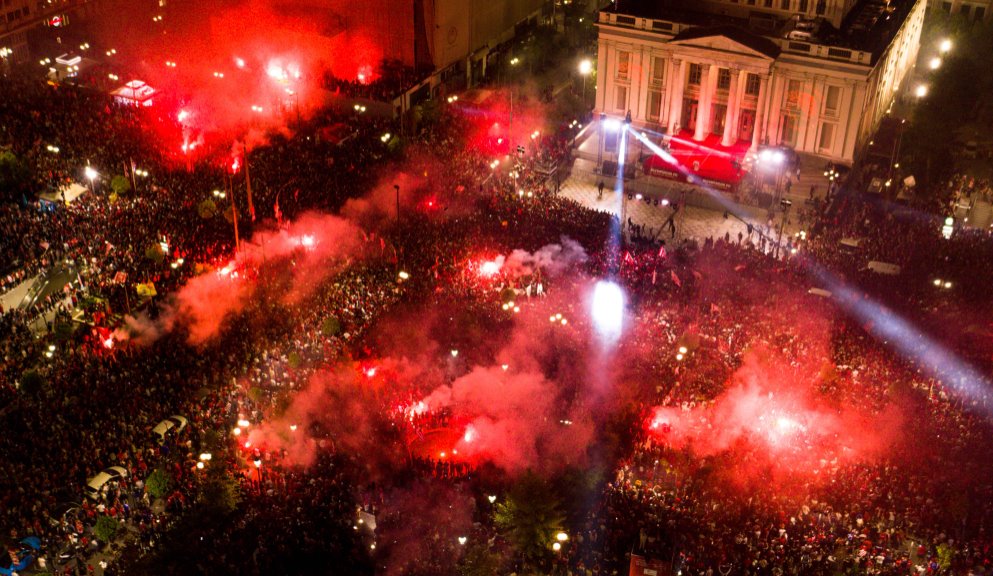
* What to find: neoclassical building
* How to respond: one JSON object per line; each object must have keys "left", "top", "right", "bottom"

{"left": 594, "top": 0, "right": 926, "bottom": 163}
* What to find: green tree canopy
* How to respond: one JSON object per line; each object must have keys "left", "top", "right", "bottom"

{"left": 110, "top": 174, "right": 132, "bottom": 196}
{"left": 93, "top": 515, "right": 120, "bottom": 543}
{"left": 145, "top": 243, "right": 165, "bottom": 263}
{"left": 146, "top": 467, "right": 173, "bottom": 500}
{"left": 18, "top": 370, "right": 46, "bottom": 397}
{"left": 197, "top": 198, "right": 218, "bottom": 219}
{"left": 494, "top": 472, "right": 565, "bottom": 565}
{"left": 0, "top": 150, "right": 33, "bottom": 203}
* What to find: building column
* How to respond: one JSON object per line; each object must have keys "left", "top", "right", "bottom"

{"left": 722, "top": 69, "right": 742, "bottom": 147}
{"left": 594, "top": 40, "right": 610, "bottom": 113}
{"left": 667, "top": 59, "right": 686, "bottom": 135}
{"left": 695, "top": 63, "right": 716, "bottom": 141}
{"left": 752, "top": 74, "right": 770, "bottom": 150}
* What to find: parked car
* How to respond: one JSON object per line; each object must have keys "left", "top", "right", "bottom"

{"left": 84, "top": 465, "right": 128, "bottom": 501}
{"left": 151, "top": 414, "right": 188, "bottom": 443}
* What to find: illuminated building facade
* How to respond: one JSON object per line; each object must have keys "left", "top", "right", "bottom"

{"left": 594, "top": 0, "right": 927, "bottom": 163}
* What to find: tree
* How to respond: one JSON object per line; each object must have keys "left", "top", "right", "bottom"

{"left": 458, "top": 541, "right": 504, "bottom": 576}
{"left": 18, "top": 370, "right": 46, "bottom": 397}
{"left": 93, "top": 515, "right": 120, "bottom": 543}
{"left": 146, "top": 467, "right": 173, "bottom": 500}
{"left": 321, "top": 316, "right": 341, "bottom": 337}
{"left": 197, "top": 198, "right": 218, "bottom": 219}
{"left": 199, "top": 467, "right": 241, "bottom": 516}
{"left": 144, "top": 243, "right": 165, "bottom": 263}
{"left": 110, "top": 175, "right": 132, "bottom": 196}
{"left": 494, "top": 472, "right": 565, "bottom": 567}
{"left": 0, "top": 150, "right": 32, "bottom": 203}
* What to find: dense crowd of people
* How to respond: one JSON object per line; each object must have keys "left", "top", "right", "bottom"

{"left": 1, "top": 61, "right": 993, "bottom": 576}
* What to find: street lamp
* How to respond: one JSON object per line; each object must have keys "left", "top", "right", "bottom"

{"left": 578, "top": 59, "right": 593, "bottom": 103}
{"left": 929, "top": 57, "right": 942, "bottom": 70}
{"left": 84, "top": 165, "right": 99, "bottom": 194}
{"left": 915, "top": 84, "right": 928, "bottom": 99}
{"left": 939, "top": 38, "right": 952, "bottom": 54}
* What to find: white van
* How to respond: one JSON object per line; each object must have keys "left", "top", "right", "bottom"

{"left": 84, "top": 466, "right": 128, "bottom": 501}
{"left": 151, "top": 414, "right": 188, "bottom": 442}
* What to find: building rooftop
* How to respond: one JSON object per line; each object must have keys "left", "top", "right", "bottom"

{"left": 603, "top": 0, "right": 917, "bottom": 62}
{"left": 671, "top": 25, "right": 782, "bottom": 59}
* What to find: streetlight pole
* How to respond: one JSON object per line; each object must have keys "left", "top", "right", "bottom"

{"left": 775, "top": 199, "right": 791, "bottom": 259}
{"left": 394, "top": 184, "right": 400, "bottom": 229}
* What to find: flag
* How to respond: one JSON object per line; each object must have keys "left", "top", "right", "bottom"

{"left": 136, "top": 282, "right": 157, "bottom": 297}
{"left": 670, "top": 270, "right": 682, "bottom": 288}
{"left": 658, "top": 245, "right": 667, "bottom": 259}
{"left": 691, "top": 270, "right": 703, "bottom": 281}
{"left": 710, "top": 302, "right": 720, "bottom": 314}
{"left": 652, "top": 269, "right": 657, "bottom": 285}
{"left": 113, "top": 271, "right": 128, "bottom": 284}
{"left": 274, "top": 198, "right": 282, "bottom": 226}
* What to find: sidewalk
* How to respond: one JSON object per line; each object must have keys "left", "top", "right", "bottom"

{"left": 0, "top": 275, "right": 38, "bottom": 313}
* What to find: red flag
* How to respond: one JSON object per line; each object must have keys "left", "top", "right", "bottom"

{"left": 670, "top": 270, "right": 682, "bottom": 287}
{"left": 274, "top": 198, "right": 282, "bottom": 226}
{"left": 658, "top": 245, "right": 667, "bottom": 259}
{"left": 652, "top": 269, "right": 657, "bottom": 285}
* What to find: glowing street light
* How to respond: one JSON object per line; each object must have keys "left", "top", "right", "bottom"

{"left": 915, "top": 84, "right": 928, "bottom": 98}
{"left": 556, "top": 532, "right": 569, "bottom": 542}
{"left": 592, "top": 280, "right": 625, "bottom": 343}
{"left": 929, "top": 57, "right": 942, "bottom": 70}
{"left": 939, "top": 38, "right": 952, "bottom": 54}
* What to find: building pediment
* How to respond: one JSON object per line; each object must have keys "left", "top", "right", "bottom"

{"left": 668, "top": 26, "right": 780, "bottom": 60}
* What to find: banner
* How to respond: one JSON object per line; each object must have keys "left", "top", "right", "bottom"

{"left": 630, "top": 554, "right": 669, "bottom": 576}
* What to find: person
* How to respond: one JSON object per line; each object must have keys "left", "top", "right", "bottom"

{"left": 597, "top": 180, "right": 605, "bottom": 200}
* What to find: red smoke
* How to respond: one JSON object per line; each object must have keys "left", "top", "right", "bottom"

{"left": 648, "top": 348, "right": 904, "bottom": 482}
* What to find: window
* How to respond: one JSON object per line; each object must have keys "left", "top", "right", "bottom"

{"left": 799, "top": 0, "right": 808, "bottom": 12}
{"left": 786, "top": 79, "right": 803, "bottom": 109}
{"left": 648, "top": 91, "right": 663, "bottom": 120}
{"left": 781, "top": 0, "right": 790, "bottom": 8}
{"left": 975, "top": 6, "right": 986, "bottom": 20}
{"left": 717, "top": 68, "right": 731, "bottom": 91}
{"left": 823, "top": 85, "right": 841, "bottom": 116}
{"left": 960, "top": 5, "right": 971, "bottom": 17}
{"left": 781, "top": 114, "right": 798, "bottom": 145}
{"left": 816, "top": 0, "right": 826, "bottom": 15}
{"left": 688, "top": 63, "right": 702, "bottom": 86}
{"left": 941, "top": 1, "right": 951, "bottom": 12}
{"left": 651, "top": 56, "right": 665, "bottom": 86}
{"left": 764, "top": 0, "right": 773, "bottom": 7}
{"left": 615, "top": 85, "right": 628, "bottom": 111}
{"left": 818, "top": 122, "right": 835, "bottom": 151}
{"left": 745, "top": 73, "right": 761, "bottom": 96}
{"left": 617, "top": 51, "right": 631, "bottom": 81}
